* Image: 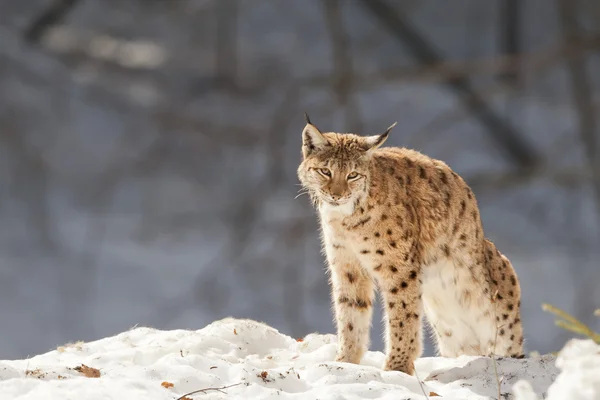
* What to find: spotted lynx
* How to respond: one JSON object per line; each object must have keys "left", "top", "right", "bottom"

{"left": 297, "top": 115, "right": 524, "bottom": 375}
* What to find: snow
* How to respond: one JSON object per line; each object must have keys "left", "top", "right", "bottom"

{"left": 0, "top": 318, "right": 597, "bottom": 400}
{"left": 515, "top": 338, "right": 600, "bottom": 400}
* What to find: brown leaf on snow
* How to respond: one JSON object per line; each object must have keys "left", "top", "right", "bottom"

{"left": 73, "top": 364, "right": 100, "bottom": 378}
{"left": 233, "top": 328, "right": 238, "bottom": 335}
{"left": 161, "top": 381, "right": 174, "bottom": 388}
{"left": 258, "top": 370, "right": 272, "bottom": 383}
{"left": 429, "top": 392, "right": 441, "bottom": 397}
{"left": 296, "top": 338, "right": 304, "bottom": 342}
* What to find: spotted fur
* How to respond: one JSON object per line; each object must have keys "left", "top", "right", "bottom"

{"left": 297, "top": 119, "right": 524, "bottom": 375}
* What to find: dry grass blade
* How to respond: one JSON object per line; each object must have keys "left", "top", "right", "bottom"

{"left": 542, "top": 303, "right": 582, "bottom": 325}
{"left": 542, "top": 303, "right": 600, "bottom": 344}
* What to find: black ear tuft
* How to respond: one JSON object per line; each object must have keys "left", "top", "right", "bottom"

{"left": 304, "top": 112, "right": 312, "bottom": 125}
{"left": 364, "top": 122, "right": 396, "bottom": 150}
{"left": 381, "top": 122, "right": 397, "bottom": 138}
{"left": 375, "top": 122, "right": 397, "bottom": 146}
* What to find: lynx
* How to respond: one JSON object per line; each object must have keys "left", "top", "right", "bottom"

{"left": 297, "top": 115, "right": 524, "bottom": 375}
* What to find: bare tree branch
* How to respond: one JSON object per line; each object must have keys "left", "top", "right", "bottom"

{"left": 0, "top": 112, "right": 60, "bottom": 254}
{"left": 282, "top": 219, "right": 309, "bottom": 334}
{"left": 24, "top": 0, "right": 81, "bottom": 44}
{"left": 358, "top": 0, "right": 540, "bottom": 171}
{"left": 407, "top": 106, "right": 471, "bottom": 151}
{"left": 322, "top": 0, "right": 363, "bottom": 132}
{"left": 215, "top": 0, "right": 238, "bottom": 89}
{"left": 465, "top": 166, "right": 592, "bottom": 191}
{"left": 498, "top": 0, "right": 521, "bottom": 86}
{"left": 265, "top": 83, "right": 301, "bottom": 183}
{"left": 558, "top": 0, "right": 600, "bottom": 233}
{"left": 302, "top": 34, "right": 600, "bottom": 88}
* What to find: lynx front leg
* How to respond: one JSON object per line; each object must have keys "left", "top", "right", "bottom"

{"left": 328, "top": 254, "right": 375, "bottom": 365}
{"left": 374, "top": 264, "right": 423, "bottom": 375}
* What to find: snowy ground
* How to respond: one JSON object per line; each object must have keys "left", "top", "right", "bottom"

{"left": 0, "top": 318, "right": 597, "bottom": 400}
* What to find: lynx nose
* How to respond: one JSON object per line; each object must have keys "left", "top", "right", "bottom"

{"left": 328, "top": 181, "right": 347, "bottom": 201}
{"left": 330, "top": 193, "right": 343, "bottom": 201}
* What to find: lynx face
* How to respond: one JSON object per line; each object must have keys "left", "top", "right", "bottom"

{"left": 297, "top": 116, "right": 396, "bottom": 207}
{"left": 299, "top": 151, "right": 369, "bottom": 206}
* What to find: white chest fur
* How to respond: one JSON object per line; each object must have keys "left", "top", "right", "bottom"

{"left": 319, "top": 200, "right": 355, "bottom": 217}
{"left": 319, "top": 202, "right": 357, "bottom": 253}
{"left": 318, "top": 202, "right": 383, "bottom": 271}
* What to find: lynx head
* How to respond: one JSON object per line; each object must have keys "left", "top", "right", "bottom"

{"left": 297, "top": 113, "right": 396, "bottom": 207}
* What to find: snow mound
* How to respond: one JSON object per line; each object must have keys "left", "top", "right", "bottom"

{"left": 513, "top": 338, "right": 600, "bottom": 400}
{"left": 0, "top": 318, "right": 595, "bottom": 400}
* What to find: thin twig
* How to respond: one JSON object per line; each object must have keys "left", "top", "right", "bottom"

{"left": 175, "top": 382, "right": 245, "bottom": 400}
{"left": 490, "top": 289, "right": 503, "bottom": 400}
{"left": 491, "top": 327, "right": 502, "bottom": 400}
{"left": 412, "top": 365, "right": 430, "bottom": 400}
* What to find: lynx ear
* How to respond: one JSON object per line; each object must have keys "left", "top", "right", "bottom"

{"left": 302, "top": 113, "right": 328, "bottom": 158}
{"left": 364, "top": 122, "right": 396, "bottom": 150}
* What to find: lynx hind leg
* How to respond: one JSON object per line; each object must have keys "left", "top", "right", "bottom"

{"left": 374, "top": 264, "right": 423, "bottom": 375}
{"left": 330, "top": 260, "right": 375, "bottom": 365}
{"left": 486, "top": 240, "right": 524, "bottom": 358}
{"left": 421, "top": 254, "right": 494, "bottom": 359}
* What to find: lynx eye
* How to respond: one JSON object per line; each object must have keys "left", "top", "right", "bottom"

{"left": 347, "top": 171, "right": 359, "bottom": 180}
{"left": 318, "top": 168, "right": 332, "bottom": 177}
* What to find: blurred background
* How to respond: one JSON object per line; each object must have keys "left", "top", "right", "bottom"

{"left": 1, "top": 0, "right": 599, "bottom": 359}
